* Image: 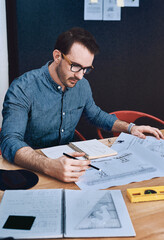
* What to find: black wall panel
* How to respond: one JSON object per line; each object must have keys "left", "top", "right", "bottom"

{"left": 7, "top": 0, "right": 164, "bottom": 139}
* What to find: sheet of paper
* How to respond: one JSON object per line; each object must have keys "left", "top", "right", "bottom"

{"left": 76, "top": 145, "right": 164, "bottom": 190}
{"left": 112, "top": 132, "right": 164, "bottom": 159}
{"left": 41, "top": 144, "right": 74, "bottom": 159}
{"left": 103, "top": 0, "right": 121, "bottom": 21}
{"left": 84, "top": 0, "right": 103, "bottom": 20}
{"left": 123, "top": 0, "right": 139, "bottom": 7}
{"left": 0, "top": 189, "right": 63, "bottom": 239}
{"left": 64, "top": 190, "right": 135, "bottom": 237}
{"left": 41, "top": 139, "right": 117, "bottom": 160}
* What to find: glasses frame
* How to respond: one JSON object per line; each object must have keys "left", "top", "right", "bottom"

{"left": 61, "top": 53, "right": 94, "bottom": 74}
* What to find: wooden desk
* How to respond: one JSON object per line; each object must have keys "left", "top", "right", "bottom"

{"left": 1, "top": 132, "right": 164, "bottom": 240}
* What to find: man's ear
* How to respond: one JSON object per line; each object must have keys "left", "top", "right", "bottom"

{"left": 53, "top": 50, "right": 62, "bottom": 64}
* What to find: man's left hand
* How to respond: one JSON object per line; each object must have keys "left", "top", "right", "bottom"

{"left": 131, "top": 125, "right": 164, "bottom": 139}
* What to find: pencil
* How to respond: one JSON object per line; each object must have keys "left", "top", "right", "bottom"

{"left": 63, "top": 152, "right": 102, "bottom": 172}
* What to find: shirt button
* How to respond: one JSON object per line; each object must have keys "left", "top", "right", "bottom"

{"left": 58, "top": 86, "right": 61, "bottom": 90}
{"left": 63, "top": 112, "right": 65, "bottom": 116}
{"left": 61, "top": 129, "right": 64, "bottom": 132}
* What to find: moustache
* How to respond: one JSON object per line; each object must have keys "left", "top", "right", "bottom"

{"left": 68, "top": 77, "right": 79, "bottom": 81}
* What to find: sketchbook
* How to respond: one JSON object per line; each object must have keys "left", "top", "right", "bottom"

{"left": 0, "top": 189, "right": 135, "bottom": 239}
{"left": 69, "top": 139, "right": 117, "bottom": 159}
{"left": 41, "top": 139, "right": 117, "bottom": 160}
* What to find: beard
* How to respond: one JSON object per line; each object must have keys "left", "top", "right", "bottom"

{"left": 56, "top": 64, "right": 79, "bottom": 88}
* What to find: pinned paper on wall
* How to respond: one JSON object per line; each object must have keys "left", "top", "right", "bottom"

{"left": 84, "top": 0, "right": 103, "bottom": 20}
{"left": 117, "top": 0, "right": 139, "bottom": 7}
{"left": 124, "top": 0, "right": 139, "bottom": 7}
{"left": 84, "top": 0, "right": 139, "bottom": 21}
{"left": 103, "top": 0, "right": 121, "bottom": 21}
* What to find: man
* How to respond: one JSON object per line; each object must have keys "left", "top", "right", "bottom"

{"left": 0, "top": 27, "right": 163, "bottom": 182}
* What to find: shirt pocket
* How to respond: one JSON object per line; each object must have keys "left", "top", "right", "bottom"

{"left": 67, "top": 106, "right": 84, "bottom": 131}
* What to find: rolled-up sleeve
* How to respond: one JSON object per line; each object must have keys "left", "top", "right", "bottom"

{"left": 0, "top": 81, "right": 30, "bottom": 163}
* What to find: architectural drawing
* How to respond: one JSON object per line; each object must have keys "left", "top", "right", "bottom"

{"left": 79, "top": 151, "right": 156, "bottom": 187}
{"left": 76, "top": 146, "right": 164, "bottom": 189}
{"left": 143, "top": 141, "right": 164, "bottom": 158}
{"left": 113, "top": 132, "right": 164, "bottom": 159}
{"left": 76, "top": 192, "right": 121, "bottom": 229}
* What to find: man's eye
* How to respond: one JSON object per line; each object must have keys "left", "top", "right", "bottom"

{"left": 72, "top": 64, "right": 81, "bottom": 68}
{"left": 72, "top": 65, "right": 81, "bottom": 70}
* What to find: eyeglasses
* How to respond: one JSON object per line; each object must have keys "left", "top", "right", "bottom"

{"left": 61, "top": 53, "right": 94, "bottom": 74}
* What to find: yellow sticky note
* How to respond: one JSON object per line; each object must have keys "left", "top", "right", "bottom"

{"left": 117, "top": 0, "right": 124, "bottom": 7}
{"left": 90, "top": 0, "right": 98, "bottom": 3}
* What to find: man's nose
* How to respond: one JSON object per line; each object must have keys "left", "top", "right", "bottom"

{"left": 74, "top": 69, "right": 84, "bottom": 80}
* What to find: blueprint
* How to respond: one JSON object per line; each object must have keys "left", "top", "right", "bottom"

{"left": 76, "top": 137, "right": 164, "bottom": 190}
{"left": 112, "top": 132, "right": 164, "bottom": 159}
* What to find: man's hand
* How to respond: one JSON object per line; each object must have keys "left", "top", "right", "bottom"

{"left": 45, "top": 152, "right": 90, "bottom": 182}
{"left": 130, "top": 125, "right": 164, "bottom": 140}
{"left": 112, "top": 119, "right": 164, "bottom": 140}
{"left": 15, "top": 147, "right": 90, "bottom": 183}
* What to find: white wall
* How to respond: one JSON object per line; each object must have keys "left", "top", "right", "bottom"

{"left": 0, "top": 0, "right": 8, "bottom": 127}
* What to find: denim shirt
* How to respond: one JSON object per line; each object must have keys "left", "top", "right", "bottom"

{"left": 0, "top": 62, "right": 117, "bottom": 163}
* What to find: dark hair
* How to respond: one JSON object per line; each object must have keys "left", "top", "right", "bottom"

{"left": 54, "top": 27, "right": 99, "bottom": 55}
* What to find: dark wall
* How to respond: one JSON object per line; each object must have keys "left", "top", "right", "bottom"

{"left": 6, "top": 0, "right": 164, "bottom": 139}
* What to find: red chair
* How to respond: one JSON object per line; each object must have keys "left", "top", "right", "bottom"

{"left": 75, "top": 129, "right": 86, "bottom": 141}
{"left": 97, "top": 110, "right": 164, "bottom": 138}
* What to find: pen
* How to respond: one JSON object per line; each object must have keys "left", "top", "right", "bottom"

{"left": 63, "top": 153, "right": 102, "bottom": 172}
{"left": 108, "top": 139, "right": 124, "bottom": 144}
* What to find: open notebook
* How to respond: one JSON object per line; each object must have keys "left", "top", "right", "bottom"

{"left": 0, "top": 189, "right": 135, "bottom": 238}
{"left": 42, "top": 139, "right": 117, "bottom": 160}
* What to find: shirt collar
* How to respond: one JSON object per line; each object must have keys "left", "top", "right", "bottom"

{"left": 43, "top": 61, "right": 64, "bottom": 92}
{"left": 43, "top": 61, "right": 81, "bottom": 92}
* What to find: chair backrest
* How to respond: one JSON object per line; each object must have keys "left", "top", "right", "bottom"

{"left": 75, "top": 129, "right": 86, "bottom": 141}
{"left": 97, "top": 110, "right": 164, "bottom": 139}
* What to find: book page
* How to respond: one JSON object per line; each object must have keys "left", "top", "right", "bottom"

{"left": 69, "top": 139, "right": 117, "bottom": 159}
{"left": 64, "top": 189, "right": 135, "bottom": 237}
{"left": 0, "top": 189, "right": 63, "bottom": 239}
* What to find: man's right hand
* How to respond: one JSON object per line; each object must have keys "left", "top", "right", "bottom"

{"left": 15, "top": 147, "right": 90, "bottom": 183}
{"left": 44, "top": 152, "right": 90, "bottom": 182}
